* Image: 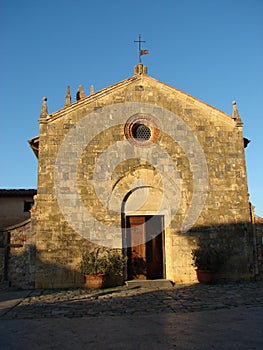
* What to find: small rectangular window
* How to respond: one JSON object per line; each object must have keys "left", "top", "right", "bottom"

{"left": 24, "top": 201, "right": 34, "bottom": 212}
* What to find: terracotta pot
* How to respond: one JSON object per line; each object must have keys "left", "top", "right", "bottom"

{"left": 196, "top": 269, "right": 213, "bottom": 284}
{"left": 85, "top": 274, "right": 106, "bottom": 289}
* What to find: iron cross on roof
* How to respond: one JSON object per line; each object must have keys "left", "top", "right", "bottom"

{"left": 134, "top": 34, "right": 149, "bottom": 63}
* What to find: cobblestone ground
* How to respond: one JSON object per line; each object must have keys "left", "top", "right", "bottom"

{"left": 1, "top": 282, "right": 263, "bottom": 350}
{"left": 1, "top": 281, "right": 263, "bottom": 319}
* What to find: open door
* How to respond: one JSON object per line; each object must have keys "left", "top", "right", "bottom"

{"left": 127, "top": 215, "right": 164, "bottom": 280}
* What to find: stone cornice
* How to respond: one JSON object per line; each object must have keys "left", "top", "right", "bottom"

{"left": 140, "top": 75, "right": 235, "bottom": 126}
{"left": 32, "top": 72, "right": 236, "bottom": 146}
{"left": 46, "top": 76, "right": 140, "bottom": 123}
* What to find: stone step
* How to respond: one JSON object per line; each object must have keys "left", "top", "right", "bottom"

{"left": 125, "top": 279, "right": 174, "bottom": 288}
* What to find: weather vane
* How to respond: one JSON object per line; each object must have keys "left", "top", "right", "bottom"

{"left": 134, "top": 34, "right": 149, "bottom": 63}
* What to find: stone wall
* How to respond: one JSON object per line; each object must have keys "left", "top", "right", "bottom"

{"left": 3, "top": 219, "right": 35, "bottom": 289}
{"left": 31, "top": 65, "right": 255, "bottom": 287}
{"left": 0, "top": 230, "right": 8, "bottom": 285}
{"left": 254, "top": 215, "right": 263, "bottom": 279}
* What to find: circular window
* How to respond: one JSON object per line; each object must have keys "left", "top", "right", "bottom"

{"left": 124, "top": 114, "right": 160, "bottom": 146}
{"left": 132, "top": 123, "right": 151, "bottom": 141}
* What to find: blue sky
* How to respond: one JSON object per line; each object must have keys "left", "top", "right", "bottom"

{"left": 1, "top": 0, "right": 262, "bottom": 216}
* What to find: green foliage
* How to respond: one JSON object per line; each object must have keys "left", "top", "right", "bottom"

{"left": 80, "top": 248, "right": 108, "bottom": 275}
{"left": 106, "top": 250, "right": 128, "bottom": 276}
{"left": 80, "top": 248, "right": 127, "bottom": 276}
{"left": 191, "top": 245, "right": 225, "bottom": 272}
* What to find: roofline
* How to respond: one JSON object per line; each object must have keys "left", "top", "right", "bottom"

{"left": 0, "top": 189, "right": 37, "bottom": 197}
{"left": 46, "top": 72, "right": 234, "bottom": 126}
{"left": 1, "top": 218, "right": 31, "bottom": 231}
{"left": 32, "top": 66, "right": 236, "bottom": 141}
{"left": 143, "top": 75, "right": 234, "bottom": 123}
{"left": 28, "top": 136, "right": 39, "bottom": 158}
{"left": 45, "top": 75, "right": 140, "bottom": 123}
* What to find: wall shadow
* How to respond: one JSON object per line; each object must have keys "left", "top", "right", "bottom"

{"left": 185, "top": 221, "right": 261, "bottom": 282}
{"left": 1, "top": 220, "right": 262, "bottom": 290}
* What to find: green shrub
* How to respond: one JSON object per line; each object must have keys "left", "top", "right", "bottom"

{"left": 80, "top": 248, "right": 127, "bottom": 276}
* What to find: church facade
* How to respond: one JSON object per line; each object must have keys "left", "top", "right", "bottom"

{"left": 23, "top": 63, "right": 259, "bottom": 288}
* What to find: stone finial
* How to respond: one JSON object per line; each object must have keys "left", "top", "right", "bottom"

{"left": 232, "top": 101, "right": 243, "bottom": 127}
{"left": 76, "top": 84, "right": 85, "bottom": 101}
{"left": 134, "top": 63, "right": 147, "bottom": 75}
{"left": 65, "top": 85, "right": 72, "bottom": 106}
{"left": 40, "top": 97, "right": 48, "bottom": 118}
{"left": 90, "top": 85, "right": 94, "bottom": 95}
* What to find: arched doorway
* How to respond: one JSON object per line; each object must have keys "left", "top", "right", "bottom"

{"left": 126, "top": 215, "right": 165, "bottom": 280}
{"left": 122, "top": 187, "right": 167, "bottom": 280}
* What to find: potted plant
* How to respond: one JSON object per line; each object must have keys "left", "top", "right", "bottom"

{"left": 105, "top": 249, "right": 128, "bottom": 287}
{"left": 191, "top": 245, "right": 223, "bottom": 284}
{"left": 80, "top": 248, "right": 108, "bottom": 289}
{"left": 80, "top": 248, "right": 127, "bottom": 289}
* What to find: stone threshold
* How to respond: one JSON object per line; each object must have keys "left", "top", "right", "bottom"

{"left": 125, "top": 279, "right": 175, "bottom": 288}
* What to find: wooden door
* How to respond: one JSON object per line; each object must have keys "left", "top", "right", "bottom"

{"left": 127, "top": 215, "right": 164, "bottom": 280}
{"left": 127, "top": 216, "right": 147, "bottom": 279}
{"left": 146, "top": 216, "right": 164, "bottom": 279}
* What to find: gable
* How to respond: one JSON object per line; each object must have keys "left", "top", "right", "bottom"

{"left": 29, "top": 64, "right": 236, "bottom": 158}
{"left": 48, "top": 73, "right": 234, "bottom": 126}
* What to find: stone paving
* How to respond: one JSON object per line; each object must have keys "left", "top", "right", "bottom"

{"left": 1, "top": 281, "right": 263, "bottom": 319}
{"left": 1, "top": 282, "right": 263, "bottom": 350}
